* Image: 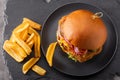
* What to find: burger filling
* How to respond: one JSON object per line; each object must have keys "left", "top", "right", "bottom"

{"left": 57, "top": 31, "right": 101, "bottom": 62}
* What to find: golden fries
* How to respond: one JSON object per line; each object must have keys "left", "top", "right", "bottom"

{"left": 14, "top": 22, "right": 29, "bottom": 33}
{"left": 3, "top": 40, "right": 24, "bottom": 62}
{"left": 28, "top": 27, "right": 41, "bottom": 58}
{"left": 26, "top": 33, "right": 35, "bottom": 44}
{"left": 32, "top": 65, "right": 46, "bottom": 76}
{"left": 3, "top": 18, "right": 46, "bottom": 76}
{"left": 23, "top": 18, "right": 41, "bottom": 30}
{"left": 46, "top": 42, "right": 57, "bottom": 67}
{"left": 13, "top": 34, "right": 32, "bottom": 55}
{"left": 10, "top": 34, "right": 15, "bottom": 42}
{"left": 10, "top": 22, "right": 29, "bottom": 42}
{"left": 20, "top": 29, "right": 29, "bottom": 41}
{"left": 27, "top": 40, "right": 34, "bottom": 49}
{"left": 22, "top": 58, "right": 39, "bottom": 74}
{"left": 6, "top": 40, "right": 27, "bottom": 58}
{"left": 34, "top": 35, "right": 40, "bottom": 58}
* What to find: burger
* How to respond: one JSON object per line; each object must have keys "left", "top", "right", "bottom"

{"left": 56, "top": 10, "right": 107, "bottom": 62}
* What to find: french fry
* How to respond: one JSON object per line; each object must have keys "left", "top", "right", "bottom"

{"left": 32, "top": 65, "right": 46, "bottom": 76}
{"left": 46, "top": 42, "right": 57, "bottom": 67}
{"left": 26, "top": 33, "right": 35, "bottom": 44}
{"left": 10, "top": 22, "right": 29, "bottom": 42}
{"left": 27, "top": 40, "right": 34, "bottom": 48}
{"left": 34, "top": 35, "right": 40, "bottom": 58}
{"left": 3, "top": 40, "right": 24, "bottom": 62}
{"left": 20, "top": 29, "right": 29, "bottom": 41}
{"left": 23, "top": 18, "right": 41, "bottom": 30}
{"left": 3, "top": 40, "right": 27, "bottom": 58}
{"left": 10, "top": 34, "right": 15, "bottom": 42}
{"left": 13, "top": 22, "right": 29, "bottom": 33}
{"left": 13, "top": 34, "right": 32, "bottom": 55}
{"left": 8, "top": 41, "right": 27, "bottom": 58}
{"left": 22, "top": 57, "right": 39, "bottom": 74}
{"left": 28, "top": 27, "right": 40, "bottom": 58}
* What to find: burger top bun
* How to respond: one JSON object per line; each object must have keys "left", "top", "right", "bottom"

{"left": 59, "top": 10, "right": 107, "bottom": 50}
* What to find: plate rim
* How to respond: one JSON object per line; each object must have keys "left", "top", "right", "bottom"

{"left": 41, "top": 2, "right": 118, "bottom": 76}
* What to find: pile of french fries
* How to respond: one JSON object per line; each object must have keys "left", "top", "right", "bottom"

{"left": 3, "top": 18, "right": 46, "bottom": 76}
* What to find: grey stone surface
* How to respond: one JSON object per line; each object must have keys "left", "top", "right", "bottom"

{"left": 0, "top": 0, "right": 11, "bottom": 80}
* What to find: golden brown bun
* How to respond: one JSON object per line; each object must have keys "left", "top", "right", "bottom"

{"left": 59, "top": 10, "right": 107, "bottom": 50}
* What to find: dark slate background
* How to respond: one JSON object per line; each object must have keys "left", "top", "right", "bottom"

{"left": 4, "top": 0, "right": 120, "bottom": 80}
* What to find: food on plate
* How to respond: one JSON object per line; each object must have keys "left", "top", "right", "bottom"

{"left": 32, "top": 65, "right": 46, "bottom": 76}
{"left": 56, "top": 10, "right": 107, "bottom": 62}
{"left": 3, "top": 18, "right": 46, "bottom": 76}
{"left": 46, "top": 42, "right": 57, "bottom": 67}
{"left": 22, "top": 58, "right": 39, "bottom": 74}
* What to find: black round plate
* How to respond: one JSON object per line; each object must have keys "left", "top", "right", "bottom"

{"left": 41, "top": 3, "right": 118, "bottom": 76}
